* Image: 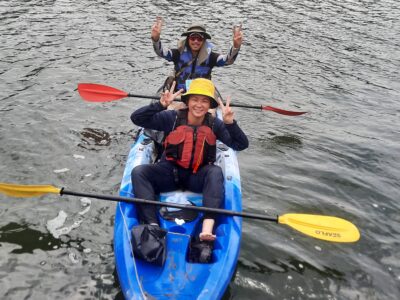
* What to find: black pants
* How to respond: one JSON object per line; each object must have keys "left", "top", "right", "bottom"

{"left": 131, "top": 161, "right": 224, "bottom": 224}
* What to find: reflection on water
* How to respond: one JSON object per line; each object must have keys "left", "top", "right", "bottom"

{"left": 254, "top": 133, "right": 303, "bottom": 152}
{"left": 78, "top": 128, "right": 111, "bottom": 149}
{"left": 270, "top": 135, "right": 302, "bottom": 149}
{"left": 0, "top": 223, "right": 64, "bottom": 254}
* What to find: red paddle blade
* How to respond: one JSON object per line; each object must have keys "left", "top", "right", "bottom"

{"left": 262, "top": 106, "right": 307, "bottom": 116}
{"left": 78, "top": 83, "right": 128, "bottom": 102}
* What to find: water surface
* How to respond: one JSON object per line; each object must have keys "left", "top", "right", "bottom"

{"left": 1, "top": 0, "right": 399, "bottom": 299}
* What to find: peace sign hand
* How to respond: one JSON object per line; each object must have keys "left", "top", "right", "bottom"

{"left": 160, "top": 81, "right": 183, "bottom": 108}
{"left": 218, "top": 96, "right": 235, "bottom": 124}
{"left": 232, "top": 24, "right": 243, "bottom": 48}
{"left": 151, "top": 16, "right": 163, "bottom": 42}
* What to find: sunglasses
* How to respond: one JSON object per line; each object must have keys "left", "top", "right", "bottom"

{"left": 188, "top": 33, "right": 204, "bottom": 42}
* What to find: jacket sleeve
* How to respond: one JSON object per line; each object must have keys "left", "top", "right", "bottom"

{"left": 152, "top": 40, "right": 180, "bottom": 63}
{"left": 213, "top": 118, "right": 249, "bottom": 151}
{"left": 131, "top": 101, "right": 176, "bottom": 132}
{"left": 209, "top": 46, "right": 240, "bottom": 67}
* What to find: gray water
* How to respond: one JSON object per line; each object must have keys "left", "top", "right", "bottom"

{"left": 1, "top": 0, "right": 399, "bottom": 299}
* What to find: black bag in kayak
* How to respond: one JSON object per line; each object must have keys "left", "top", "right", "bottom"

{"left": 131, "top": 224, "right": 167, "bottom": 266}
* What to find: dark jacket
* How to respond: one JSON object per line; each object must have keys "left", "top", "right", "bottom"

{"left": 131, "top": 102, "right": 249, "bottom": 151}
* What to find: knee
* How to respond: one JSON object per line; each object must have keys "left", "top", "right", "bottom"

{"left": 131, "top": 165, "right": 148, "bottom": 181}
{"left": 207, "top": 165, "right": 224, "bottom": 182}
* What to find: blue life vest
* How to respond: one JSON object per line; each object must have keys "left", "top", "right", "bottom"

{"left": 175, "top": 42, "right": 213, "bottom": 91}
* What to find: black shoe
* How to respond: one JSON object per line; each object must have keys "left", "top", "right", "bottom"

{"left": 198, "top": 242, "right": 213, "bottom": 263}
{"left": 189, "top": 240, "right": 213, "bottom": 263}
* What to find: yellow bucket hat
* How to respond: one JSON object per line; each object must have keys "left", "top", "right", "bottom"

{"left": 181, "top": 78, "right": 218, "bottom": 108}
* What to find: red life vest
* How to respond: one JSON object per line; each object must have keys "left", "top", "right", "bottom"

{"left": 164, "top": 109, "right": 216, "bottom": 173}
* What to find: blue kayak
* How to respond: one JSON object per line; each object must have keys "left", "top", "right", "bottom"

{"left": 114, "top": 124, "right": 243, "bottom": 299}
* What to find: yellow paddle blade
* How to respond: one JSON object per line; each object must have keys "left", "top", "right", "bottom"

{"left": 0, "top": 183, "right": 61, "bottom": 198}
{"left": 278, "top": 213, "right": 360, "bottom": 243}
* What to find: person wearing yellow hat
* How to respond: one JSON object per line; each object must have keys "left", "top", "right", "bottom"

{"left": 130, "top": 78, "right": 248, "bottom": 249}
{"left": 151, "top": 17, "right": 243, "bottom": 92}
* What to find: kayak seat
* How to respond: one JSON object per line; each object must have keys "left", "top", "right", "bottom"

{"left": 158, "top": 191, "right": 203, "bottom": 236}
{"left": 158, "top": 205, "right": 198, "bottom": 222}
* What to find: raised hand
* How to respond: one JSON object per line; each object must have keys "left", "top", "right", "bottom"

{"left": 160, "top": 81, "right": 183, "bottom": 108}
{"left": 218, "top": 96, "right": 235, "bottom": 124}
{"left": 151, "top": 16, "right": 163, "bottom": 42}
{"left": 233, "top": 24, "right": 243, "bottom": 48}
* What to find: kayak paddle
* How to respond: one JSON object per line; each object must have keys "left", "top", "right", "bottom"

{"left": 77, "top": 83, "right": 307, "bottom": 116}
{"left": 0, "top": 182, "right": 359, "bottom": 243}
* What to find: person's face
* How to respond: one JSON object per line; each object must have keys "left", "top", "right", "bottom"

{"left": 188, "top": 33, "right": 205, "bottom": 52}
{"left": 187, "top": 95, "right": 211, "bottom": 119}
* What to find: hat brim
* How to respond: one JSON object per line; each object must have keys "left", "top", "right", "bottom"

{"left": 181, "top": 94, "right": 218, "bottom": 109}
{"left": 181, "top": 31, "right": 211, "bottom": 40}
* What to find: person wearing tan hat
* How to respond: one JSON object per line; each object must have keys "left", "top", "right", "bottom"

{"left": 130, "top": 79, "right": 248, "bottom": 253}
{"left": 151, "top": 17, "right": 243, "bottom": 92}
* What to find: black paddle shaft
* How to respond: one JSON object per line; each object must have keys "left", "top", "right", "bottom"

{"left": 128, "top": 93, "right": 159, "bottom": 100}
{"left": 61, "top": 189, "right": 278, "bottom": 222}
{"left": 127, "top": 93, "right": 264, "bottom": 110}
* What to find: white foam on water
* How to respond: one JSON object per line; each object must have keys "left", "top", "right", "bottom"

{"left": 234, "top": 271, "right": 275, "bottom": 296}
{"left": 69, "top": 251, "right": 79, "bottom": 264}
{"left": 53, "top": 168, "right": 70, "bottom": 173}
{"left": 100, "top": 274, "right": 114, "bottom": 285}
{"left": 297, "top": 286, "right": 304, "bottom": 294}
{"left": 46, "top": 210, "right": 83, "bottom": 239}
{"left": 73, "top": 154, "right": 85, "bottom": 159}
{"left": 47, "top": 210, "right": 67, "bottom": 236}
{"left": 79, "top": 198, "right": 92, "bottom": 215}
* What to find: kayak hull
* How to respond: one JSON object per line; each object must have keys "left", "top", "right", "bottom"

{"left": 114, "top": 129, "right": 242, "bottom": 300}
